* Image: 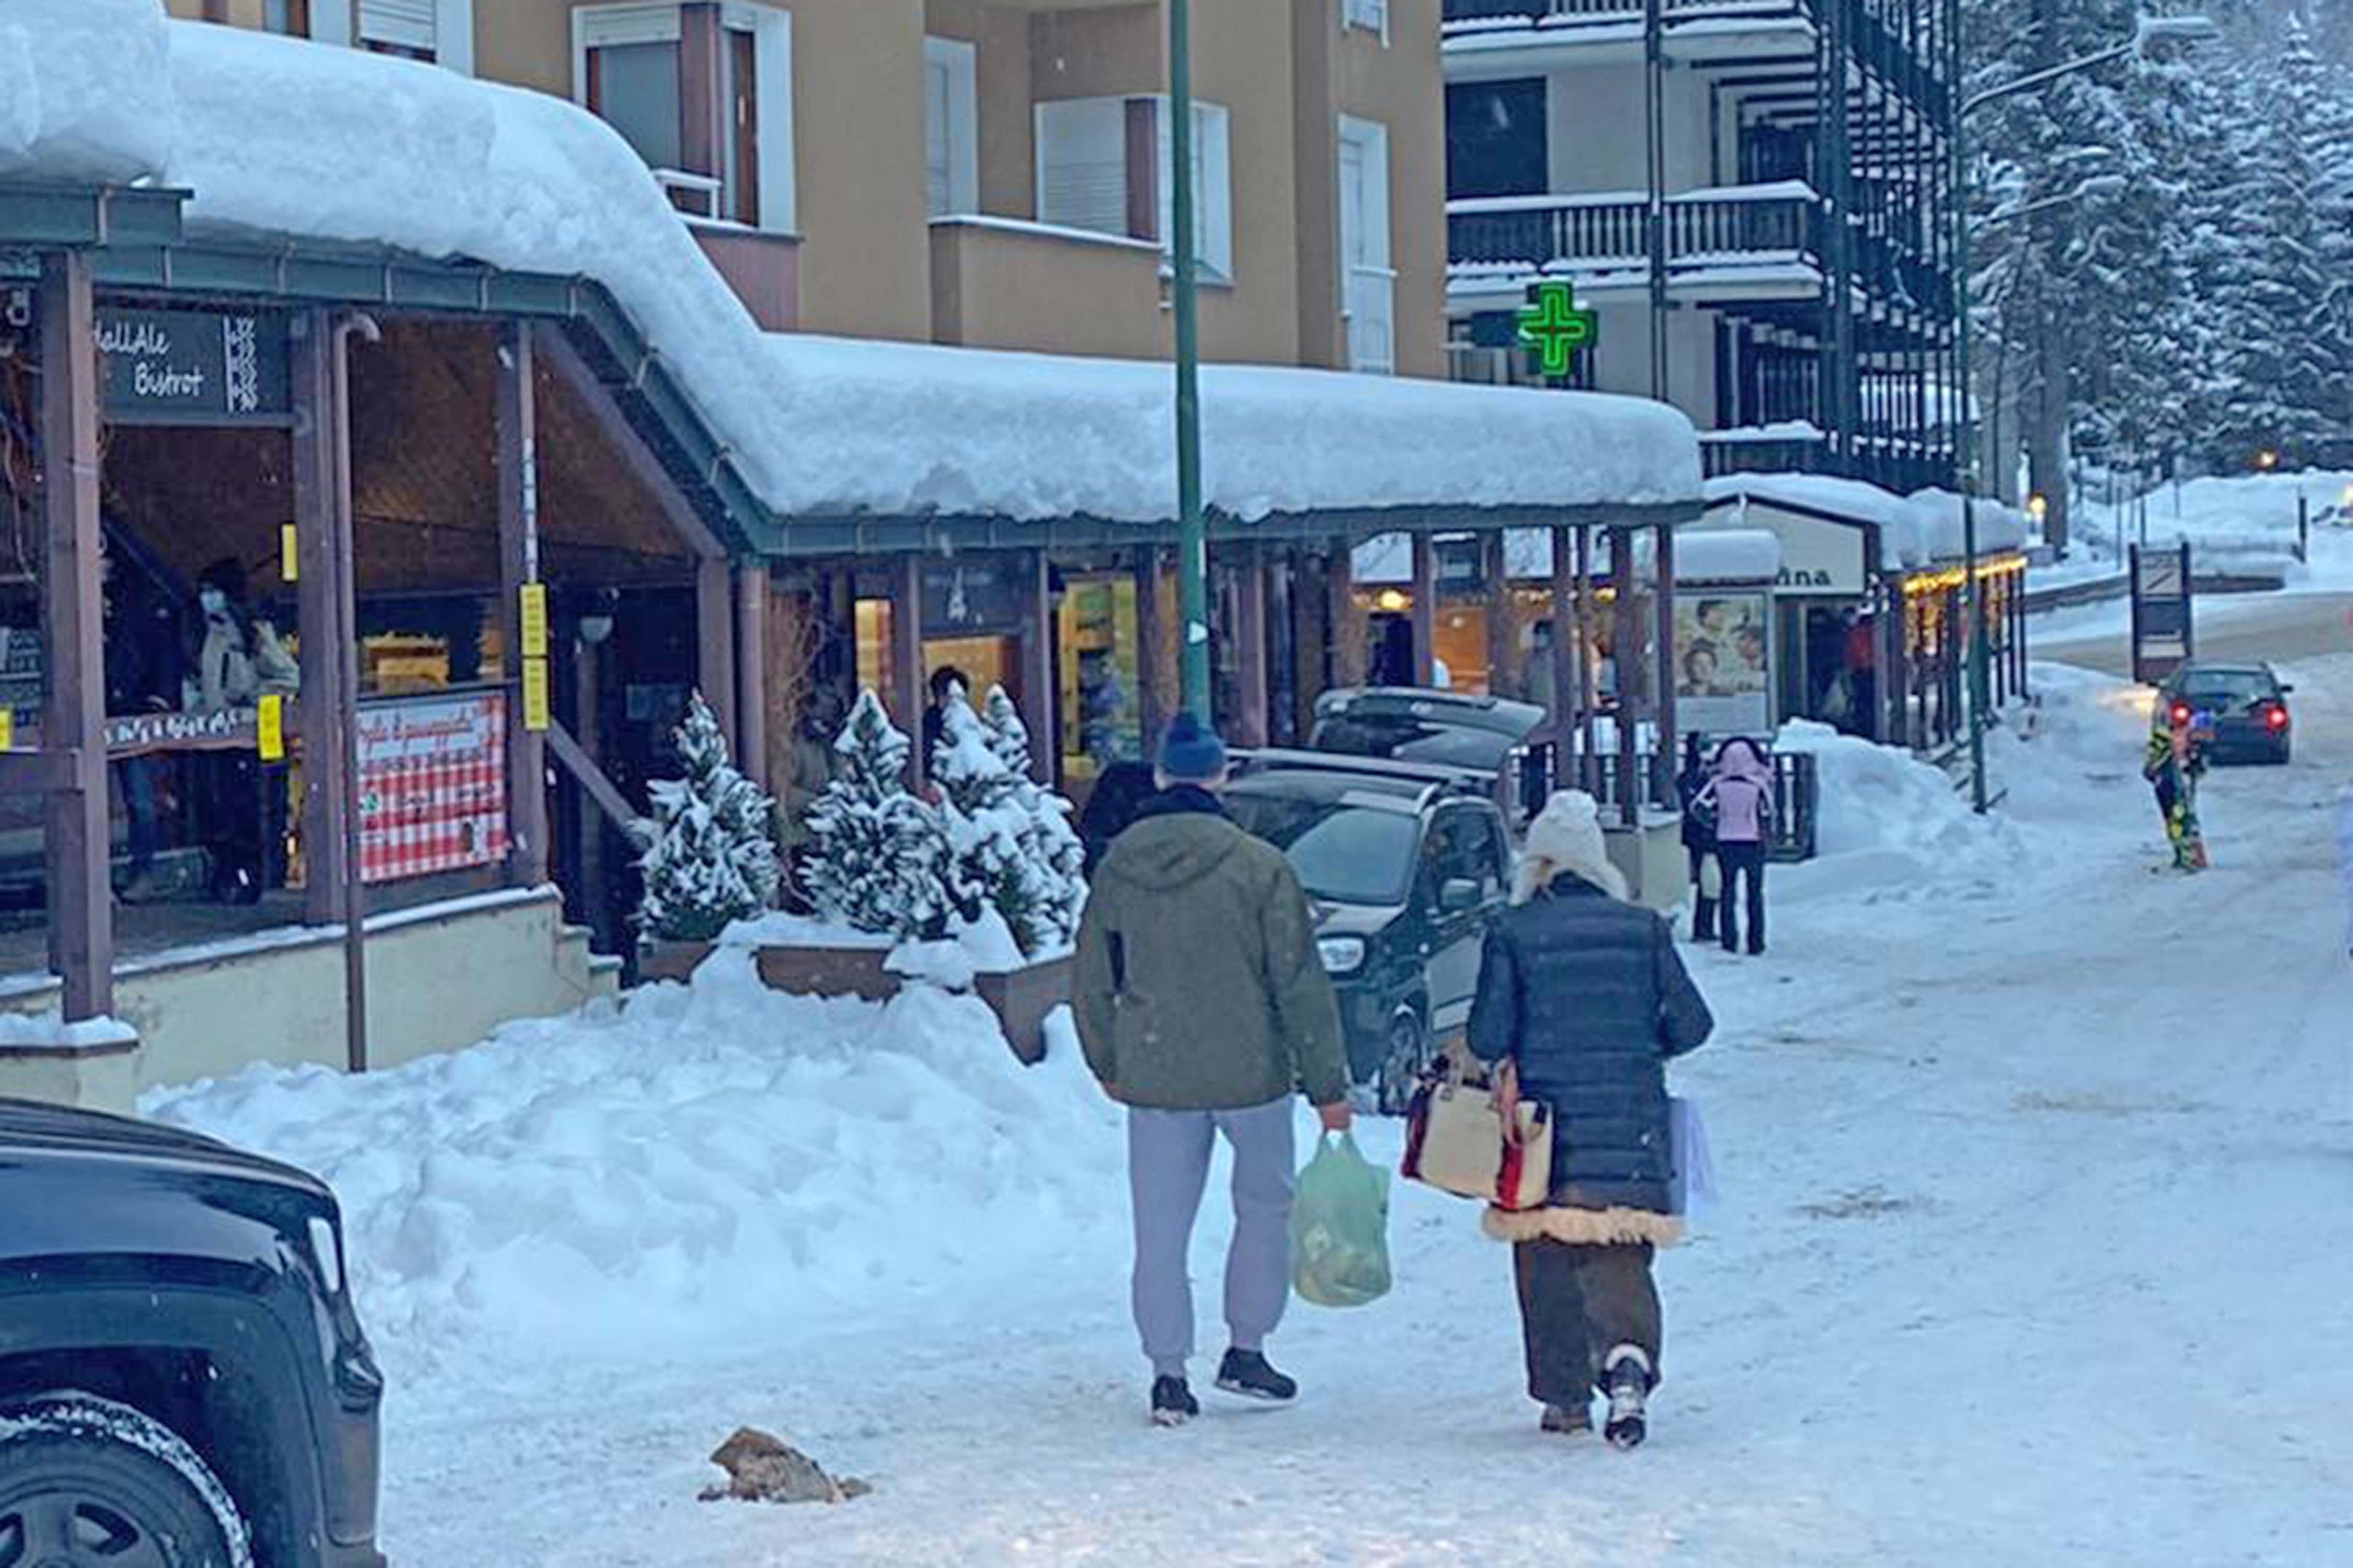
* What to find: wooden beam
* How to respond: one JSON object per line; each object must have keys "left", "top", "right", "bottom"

{"left": 1652, "top": 522, "right": 1680, "bottom": 806}
{"left": 39, "top": 251, "right": 112, "bottom": 1021}
{"left": 1229, "top": 545, "right": 1269, "bottom": 747}
{"left": 1023, "top": 550, "right": 1056, "bottom": 783}
{"left": 1482, "top": 532, "right": 1517, "bottom": 699}
{"left": 1327, "top": 538, "right": 1367, "bottom": 689}
{"left": 1549, "top": 523, "right": 1578, "bottom": 769}
{"left": 291, "top": 310, "right": 349, "bottom": 925}
{"left": 1609, "top": 526, "right": 1641, "bottom": 828}
{"left": 548, "top": 719, "right": 640, "bottom": 832}
{"left": 1133, "top": 546, "right": 1164, "bottom": 750}
{"left": 531, "top": 322, "right": 727, "bottom": 562}
{"left": 1409, "top": 533, "right": 1438, "bottom": 688}
{"left": 890, "top": 554, "right": 925, "bottom": 786}
{"left": 1574, "top": 526, "right": 1599, "bottom": 793}
{"left": 497, "top": 321, "right": 552, "bottom": 888}
{"left": 735, "top": 562, "right": 770, "bottom": 790}
{"left": 571, "top": 640, "right": 612, "bottom": 951}
{"left": 696, "top": 555, "right": 737, "bottom": 749}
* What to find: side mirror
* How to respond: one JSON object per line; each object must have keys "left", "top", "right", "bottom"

{"left": 2277, "top": 683, "right": 2294, "bottom": 695}
{"left": 1440, "top": 878, "right": 1483, "bottom": 915}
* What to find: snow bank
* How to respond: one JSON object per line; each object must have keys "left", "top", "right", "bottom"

{"left": 0, "top": 1012, "right": 139, "bottom": 1049}
{"left": 143, "top": 18, "right": 1699, "bottom": 527}
{"left": 0, "top": 0, "right": 174, "bottom": 182}
{"left": 1775, "top": 720, "right": 2021, "bottom": 870}
{"left": 141, "top": 950, "right": 1124, "bottom": 1369}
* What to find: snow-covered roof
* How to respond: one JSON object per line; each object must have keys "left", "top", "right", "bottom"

{"left": 20, "top": 4, "right": 1703, "bottom": 532}
{"left": 1705, "top": 472, "right": 2031, "bottom": 570}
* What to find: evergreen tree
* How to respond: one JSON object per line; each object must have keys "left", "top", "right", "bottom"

{"left": 931, "top": 688, "right": 1085, "bottom": 956}
{"left": 800, "top": 689, "right": 951, "bottom": 938}
{"left": 980, "top": 683, "right": 1087, "bottom": 950}
{"left": 636, "top": 691, "right": 782, "bottom": 943}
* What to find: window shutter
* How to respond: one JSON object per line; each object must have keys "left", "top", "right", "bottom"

{"left": 1035, "top": 98, "right": 1131, "bottom": 238}
{"left": 576, "top": 2, "right": 684, "bottom": 51}
{"left": 358, "top": 0, "right": 436, "bottom": 52}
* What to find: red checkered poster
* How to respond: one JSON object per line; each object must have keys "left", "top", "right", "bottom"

{"left": 357, "top": 692, "right": 510, "bottom": 883}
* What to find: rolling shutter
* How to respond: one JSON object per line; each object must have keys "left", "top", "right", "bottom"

{"left": 358, "top": 0, "right": 436, "bottom": 53}
{"left": 1035, "top": 98, "right": 1131, "bottom": 239}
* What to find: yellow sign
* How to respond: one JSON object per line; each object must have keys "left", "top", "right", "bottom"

{"left": 519, "top": 582, "right": 550, "bottom": 660}
{"left": 0, "top": 708, "right": 12, "bottom": 751}
{"left": 521, "top": 656, "right": 551, "bottom": 732}
{"left": 256, "top": 693, "right": 286, "bottom": 761}
{"left": 281, "top": 522, "right": 299, "bottom": 583}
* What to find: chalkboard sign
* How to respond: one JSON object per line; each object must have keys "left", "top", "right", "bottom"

{"left": 98, "top": 307, "right": 291, "bottom": 426}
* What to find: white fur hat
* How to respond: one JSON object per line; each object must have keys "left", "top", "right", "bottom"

{"left": 1514, "top": 790, "right": 1628, "bottom": 905}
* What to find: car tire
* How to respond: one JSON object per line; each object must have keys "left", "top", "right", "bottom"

{"left": 0, "top": 1393, "right": 253, "bottom": 1568}
{"left": 1373, "top": 1005, "right": 1431, "bottom": 1118}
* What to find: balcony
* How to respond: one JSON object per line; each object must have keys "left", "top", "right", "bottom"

{"left": 929, "top": 216, "right": 1167, "bottom": 359}
{"left": 1445, "top": 0, "right": 1948, "bottom": 94}
{"left": 1448, "top": 184, "right": 1822, "bottom": 300}
{"left": 689, "top": 219, "right": 801, "bottom": 333}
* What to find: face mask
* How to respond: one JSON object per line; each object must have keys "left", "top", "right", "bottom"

{"left": 199, "top": 589, "right": 228, "bottom": 616}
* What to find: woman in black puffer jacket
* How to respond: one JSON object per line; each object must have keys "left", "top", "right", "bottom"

{"left": 1468, "top": 790, "right": 1714, "bottom": 1449}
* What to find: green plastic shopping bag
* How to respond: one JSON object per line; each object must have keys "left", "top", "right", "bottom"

{"left": 1290, "top": 1132, "right": 1393, "bottom": 1308}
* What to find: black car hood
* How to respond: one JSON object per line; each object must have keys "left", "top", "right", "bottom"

{"left": 0, "top": 1097, "right": 330, "bottom": 1200}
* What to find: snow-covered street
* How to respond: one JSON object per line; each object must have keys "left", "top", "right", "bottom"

{"left": 141, "top": 648, "right": 2353, "bottom": 1567}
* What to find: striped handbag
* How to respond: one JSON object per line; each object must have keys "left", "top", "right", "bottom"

{"left": 1401, "top": 1059, "right": 1554, "bottom": 1212}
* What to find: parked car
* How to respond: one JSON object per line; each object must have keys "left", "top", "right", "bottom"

{"left": 1225, "top": 751, "right": 1515, "bottom": 1113}
{"left": 0, "top": 1098, "right": 386, "bottom": 1568}
{"left": 2158, "top": 661, "right": 2294, "bottom": 765}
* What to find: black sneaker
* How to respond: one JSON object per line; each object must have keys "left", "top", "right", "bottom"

{"left": 1214, "top": 1349, "right": 1298, "bottom": 1403}
{"left": 1150, "top": 1376, "right": 1199, "bottom": 1427}
{"left": 1602, "top": 1346, "right": 1652, "bottom": 1450}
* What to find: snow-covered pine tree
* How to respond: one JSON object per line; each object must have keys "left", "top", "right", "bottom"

{"left": 931, "top": 688, "right": 1049, "bottom": 953}
{"left": 636, "top": 691, "right": 782, "bottom": 943}
{"left": 979, "top": 683, "right": 1086, "bottom": 951}
{"left": 800, "top": 688, "right": 949, "bottom": 938}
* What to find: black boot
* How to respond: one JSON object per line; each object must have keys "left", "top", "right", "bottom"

{"left": 1215, "top": 1349, "right": 1298, "bottom": 1403}
{"left": 1692, "top": 898, "right": 1717, "bottom": 943}
{"left": 1150, "top": 1376, "right": 1200, "bottom": 1427}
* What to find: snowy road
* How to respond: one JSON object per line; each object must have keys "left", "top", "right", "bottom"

{"left": 151, "top": 659, "right": 2353, "bottom": 1567}
{"left": 2037, "top": 590, "right": 2353, "bottom": 675}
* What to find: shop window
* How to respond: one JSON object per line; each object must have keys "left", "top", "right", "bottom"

{"left": 1057, "top": 575, "right": 1142, "bottom": 782}
{"left": 924, "top": 36, "right": 980, "bottom": 219}
{"left": 574, "top": 2, "right": 795, "bottom": 231}
{"left": 1036, "top": 95, "right": 1234, "bottom": 282}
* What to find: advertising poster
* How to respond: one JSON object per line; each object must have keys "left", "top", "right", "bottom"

{"left": 356, "top": 690, "right": 510, "bottom": 883}
{"left": 1674, "top": 593, "right": 1772, "bottom": 736}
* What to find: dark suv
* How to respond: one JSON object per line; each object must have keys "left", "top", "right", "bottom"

{"left": 0, "top": 1099, "right": 386, "bottom": 1568}
{"left": 1225, "top": 752, "right": 1515, "bottom": 1112}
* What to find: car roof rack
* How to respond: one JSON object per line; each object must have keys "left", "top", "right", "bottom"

{"left": 1231, "top": 748, "right": 1499, "bottom": 802}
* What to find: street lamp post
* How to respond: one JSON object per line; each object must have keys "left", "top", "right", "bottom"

{"left": 1949, "top": 11, "right": 2216, "bottom": 813}
{"left": 1171, "top": 0, "right": 1210, "bottom": 720}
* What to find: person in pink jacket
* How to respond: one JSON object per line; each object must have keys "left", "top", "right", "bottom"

{"left": 1698, "top": 737, "right": 1774, "bottom": 956}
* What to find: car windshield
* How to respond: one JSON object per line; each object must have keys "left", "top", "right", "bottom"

{"left": 2177, "top": 670, "right": 2276, "bottom": 710}
{"left": 1225, "top": 795, "right": 1420, "bottom": 905}
{"left": 1311, "top": 715, "right": 1513, "bottom": 772}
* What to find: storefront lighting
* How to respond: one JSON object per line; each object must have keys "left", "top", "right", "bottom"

{"left": 2026, "top": 494, "right": 2048, "bottom": 524}
{"left": 2255, "top": 449, "right": 2279, "bottom": 471}
{"left": 1903, "top": 557, "right": 2027, "bottom": 596}
{"left": 1375, "top": 588, "right": 1410, "bottom": 613}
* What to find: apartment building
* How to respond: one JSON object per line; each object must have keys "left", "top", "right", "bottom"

{"left": 172, "top": 0, "right": 1447, "bottom": 376}
{"left": 1440, "top": 0, "right": 1959, "bottom": 490}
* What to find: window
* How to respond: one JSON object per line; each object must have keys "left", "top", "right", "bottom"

{"left": 1338, "top": 114, "right": 1394, "bottom": 373}
{"left": 356, "top": 0, "right": 470, "bottom": 72}
{"left": 1036, "top": 95, "right": 1234, "bottom": 280}
{"left": 924, "top": 37, "right": 980, "bottom": 220}
{"left": 1446, "top": 78, "right": 1548, "bottom": 201}
{"left": 264, "top": 0, "right": 311, "bottom": 36}
{"left": 574, "top": 3, "right": 794, "bottom": 232}
{"left": 1343, "top": 0, "right": 1389, "bottom": 39}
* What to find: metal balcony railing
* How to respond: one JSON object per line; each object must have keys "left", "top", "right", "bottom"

{"left": 1443, "top": 0, "right": 1949, "bottom": 95}
{"left": 1449, "top": 188, "right": 1819, "bottom": 276}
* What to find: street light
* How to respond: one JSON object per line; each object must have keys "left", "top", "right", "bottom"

{"left": 1949, "top": 12, "right": 2214, "bottom": 813}
{"left": 1171, "top": 0, "right": 1209, "bottom": 720}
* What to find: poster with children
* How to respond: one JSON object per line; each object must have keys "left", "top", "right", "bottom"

{"left": 1674, "top": 593, "right": 1771, "bottom": 736}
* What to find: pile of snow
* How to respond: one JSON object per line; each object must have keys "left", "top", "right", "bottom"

{"left": 1708, "top": 472, "right": 2031, "bottom": 568}
{"left": 117, "top": 15, "right": 1702, "bottom": 527}
{"left": 0, "top": 1012, "right": 139, "bottom": 1050}
{"left": 141, "top": 950, "right": 1124, "bottom": 1370}
{"left": 2075, "top": 469, "right": 2353, "bottom": 590}
{"left": 0, "top": 0, "right": 174, "bottom": 183}
{"left": 1774, "top": 720, "right": 2021, "bottom": 872}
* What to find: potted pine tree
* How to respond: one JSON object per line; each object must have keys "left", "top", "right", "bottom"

{"left": 635, "top": 692, "right": 781, "bottom": 982}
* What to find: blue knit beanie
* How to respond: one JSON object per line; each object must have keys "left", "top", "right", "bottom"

{"left": 1155, "top": 713, "right": 1229, "bottom": 783}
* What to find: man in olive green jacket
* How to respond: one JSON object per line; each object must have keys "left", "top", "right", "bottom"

{"left": 1074, "top": 713, "right": 1351, "bottom": 1427}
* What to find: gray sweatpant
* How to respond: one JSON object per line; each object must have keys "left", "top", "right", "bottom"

{"left": 1128, "top": 1099, "right": 1296, "bottom": 1379}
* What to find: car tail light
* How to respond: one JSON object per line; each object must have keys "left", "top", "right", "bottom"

{"left": 2266, "top": 705, "right": 2289, "bottom": 730}
{"left": 2169, "top": 702, "right": 2192, "bottom": 727}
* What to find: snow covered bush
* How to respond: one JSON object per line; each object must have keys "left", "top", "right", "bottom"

{"left": 801, "top": 689, "right": 950, "bottom": 939}
{"left": 933, "top": 688, "right": 1085, "bottom": 957}
{"left": 636, "top": 693, "right": 782, "bottom": 943}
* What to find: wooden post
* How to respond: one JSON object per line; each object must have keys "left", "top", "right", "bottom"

{"left": 1483, "top": 531, "right": 1517, "bottom": 698}
{"left": 1574, "top": 525, "right": 1599, "bottom": 793}
{"left": 1549, "top": 524, "right": 1578, "bottom": 787}
{"left": 38, "top": 252, "right": 111, "bottom": 1021}
{"left": 496, "top": 323, "right": 551, "bottom": 889}
{"left": 890, "top": 553, "right": 925, "bottom": 785}
{"left": 1024, "top": 551, "right": 1056, "bottom": 782}
{"left": 1327, "top": 538, "right": 1366, "bottom": 689}
{"left": 1290, "top": 546, "right": 1331, "bottom": 739}
{"left": 573, "top": 630, "right": 609, "bottom": 950}
{"left": 1652, "top": 522, "right": 1679, "bottom": 805}
{"left": 1134, "top": 545, "right": 1165, "bottom": 750}
{"left": 1409, "top": 532, "right": 1438, "bottom": 688}
{"left": 1609, "top": 525, "right": 1641, "bottom": 828}
{"left": 696, "top": 555, "right": 736, "bottom": 748}
{"left": 291, "top": 311, "right": 348, "bottom": 926}
{"left": 735, "top": 563, "right": 770, "bottom": 791}
{"left": 1230, "top": 545, "right": 1269, "bottom": 747}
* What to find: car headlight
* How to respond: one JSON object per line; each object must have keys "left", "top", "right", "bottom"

{"left": 1317, "top": 936, "right": 1367, "bottom": 975}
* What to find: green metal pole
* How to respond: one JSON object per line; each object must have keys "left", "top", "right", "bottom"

{"left": 1171, "top": 0, "right": 1209, "bottom": 721}
{"left": 1950, "top": 0, "right": 1988, "bottom": 812}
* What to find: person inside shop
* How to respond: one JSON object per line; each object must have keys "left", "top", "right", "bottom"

{"left": 101, "top": 535, "right": 188, "bottom": 902}
{"left": 920, "top": 663, "right": 969, "bottom": 786}
{"left": 189, "top": 556, "right": 298, "bottom": 905}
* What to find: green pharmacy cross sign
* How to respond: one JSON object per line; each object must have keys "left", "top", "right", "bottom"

{"left": 1517, "top": 279, "right": 1597, "bottom": 381}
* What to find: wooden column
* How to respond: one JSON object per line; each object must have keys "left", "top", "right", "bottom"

{"left": 291, "top": 311, "right": 349, "bottom": 926}
{"left": 1652, "top": 522, "right": 1680, "bottom": 806}
{"left": 735, "top": 563, "right": 770, "bottom": 791}
{"left": 1290, "top": 546, "right": 1331, "bottom": 739}
{"left": 1327, "top": 539, "right": 1367, "bottom": 689}
{"left": 1609, "top": 525, "right": 1641, "bottom": 827}
{"left": 496, "top": 323, "right": 551, "bottom": 889}
{"left": 1482, "top": 532, "right": 1517, "bottom": 698}
{"left": 1134, "top": 545, "right": 1165, "bottom": 750}
{"left": 1230, "top": 545, "right": 1269, "bottom": 747}
{"left": 1548, "top": 524, "right": 1578, "bottom": 787}
{"left": 38, "top": 252, "right": 111, "bottom": 1020}
{"left": 1409, "top": 532, "right": 1438, "bottom": 688}
{"left": 695, "top": 555, "right": 736, "bottom": 749}
{"left": 890, "top": 553, "right": 925, "bottom": 784}
{"left": 572, "top": 630, "right": 609, "bottom": 950}
{"left": 1574, "top": 525, "right": 1600, "bottom": 793}
{"left": 1024, "top": 550, "right": 1056, "bottom": 782}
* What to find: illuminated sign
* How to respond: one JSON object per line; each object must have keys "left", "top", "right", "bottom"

{"left": 1516, "top": 279, "right": 1597, "bottom": 381}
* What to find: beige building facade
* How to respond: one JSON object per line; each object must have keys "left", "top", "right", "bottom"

{"left": 169, "top": 0, "right": 1445, "bottom": 375}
